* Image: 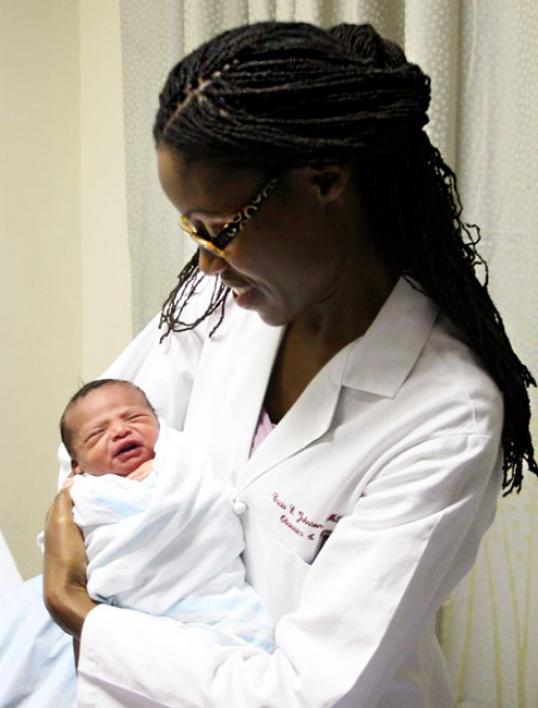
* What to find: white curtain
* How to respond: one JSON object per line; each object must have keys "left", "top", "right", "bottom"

{"left": 119, "top": 2, "right": 538, "bottom": 705}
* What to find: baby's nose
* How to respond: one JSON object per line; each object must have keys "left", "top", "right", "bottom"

{"left": 111, "top": 422, "right": 129, "bottom": 438}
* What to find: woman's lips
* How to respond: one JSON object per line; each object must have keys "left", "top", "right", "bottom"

{"left": 224, "top": 282, "right": 255, "bottom": 308}
{"left": 221, "top": 277, "right": 258, "bottom": 309}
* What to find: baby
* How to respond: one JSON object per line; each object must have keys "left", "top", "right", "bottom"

{"left": 58, "top": 378, "right": 273, "bottom": 651}
{"left": 60, "top": 378, "right": 159, "bottom": 481}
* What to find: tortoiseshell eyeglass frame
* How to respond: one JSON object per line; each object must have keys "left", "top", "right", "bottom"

{"left": 178, "top": 177, "right": 280, "bottom": 257}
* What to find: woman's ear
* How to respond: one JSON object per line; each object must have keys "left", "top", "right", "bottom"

{"left": 308, "top": 164, "right": 351, "bottom": 202}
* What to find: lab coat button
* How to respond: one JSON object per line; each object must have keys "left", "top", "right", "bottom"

{"left": 232, "top": 499, "right": 248, "bottom": 515}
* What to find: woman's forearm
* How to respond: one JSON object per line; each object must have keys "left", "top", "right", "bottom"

{"left": 43, "top": 485, "right": 97, "bottom": 639}
{"left": 43, "top": 580, "right": 96, "bottom": 639}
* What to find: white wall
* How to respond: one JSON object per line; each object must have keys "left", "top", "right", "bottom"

{"left": 0, "top": 0, "right": 132, "bottom": 579}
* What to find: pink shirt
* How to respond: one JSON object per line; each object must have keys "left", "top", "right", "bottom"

{"left": 249, "top": 407, "right": 276, "bottom": 457}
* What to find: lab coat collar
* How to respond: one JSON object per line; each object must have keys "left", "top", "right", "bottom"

{"left": 339, "top": 277, "right": 439, "bottom": 398}
{"left": 236, "top": 278, "right": 438, "bottom": 488}
{"left": 237, "top": 341, "right": 347, "bottom": 486}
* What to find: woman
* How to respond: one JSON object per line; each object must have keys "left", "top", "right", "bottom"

{"left": 44, "top": 22, "right": 536, "bottom": 707}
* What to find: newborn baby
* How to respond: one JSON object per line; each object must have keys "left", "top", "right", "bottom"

{"left": 60, "top": 378, "right": 159, "bottom": 481}
{"left": 59, "top": 379, "right": 273, "bottom": 651}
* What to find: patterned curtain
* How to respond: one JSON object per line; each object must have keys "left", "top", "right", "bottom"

{"left": 119, "top": 2, "right": 538, "bottom": 705}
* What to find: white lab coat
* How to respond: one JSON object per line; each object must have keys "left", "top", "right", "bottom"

{"left": 76, "top": 277, "right": 503, "bottom": 707}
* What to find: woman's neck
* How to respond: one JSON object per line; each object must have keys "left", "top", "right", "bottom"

{"left": 265, "top": 256, "right": 398, "bottom": 423}
{"left": 291, "top": 243, "right": 398, "bottom": 352}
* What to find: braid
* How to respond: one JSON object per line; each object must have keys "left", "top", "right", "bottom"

{"left": 153, "top": 21, "right": 536, "bottom": 492}
{"left": 358, "top": 134, "right": 537, "bottom": 493}
{"left": 154, "top": 23, "right": 429, "bottom": 166}
{"left": 158, "top": 251, "right": 229, "bottom": 341}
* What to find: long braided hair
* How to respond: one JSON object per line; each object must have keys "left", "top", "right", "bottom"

{"left": 153, "top": 22, "right": 537, "bottom": 494}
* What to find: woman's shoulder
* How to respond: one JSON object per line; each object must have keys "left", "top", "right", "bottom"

{"left": 423, "top": 314, "right": 503, "bottom": 438}
{"left": 341, "top": 277, "right": 503, "bottom": 445}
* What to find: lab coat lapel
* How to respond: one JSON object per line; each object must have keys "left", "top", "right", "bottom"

{"left": 235, "top": 277, "right": 439, "bottom": 489}
{"left": 223, "top": 315, "right": 283, "bottom": 476}
{"left": 191, "top": 277, "right": 438, "bottom": 490}
{"left": 184, "top": 305, "right": 283, "bottom": 485}
{"left": 236, "top": 340, "right": 349, "bottom": 489}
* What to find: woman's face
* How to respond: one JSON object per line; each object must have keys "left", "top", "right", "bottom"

{"left": 157, "top": 145, "right": 369, "bottom": 328}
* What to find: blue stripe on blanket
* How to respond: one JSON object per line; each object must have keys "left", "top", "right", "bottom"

{"left": 166, "top": 586, "right": 274, "bottom": 652}
{"left": 93, "top": 474, "right": 157, "bottom": 518}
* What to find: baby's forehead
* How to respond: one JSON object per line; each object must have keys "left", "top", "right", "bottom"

{"left": 69, "top": 382, "right": 151, "bottom": 425}
{"left": 97, "top": 381, "right": 147, "bottom": 402}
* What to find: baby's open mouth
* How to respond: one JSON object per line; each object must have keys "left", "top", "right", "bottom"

{"left": 115, "top": 441, "right": 141, "bottom": 458}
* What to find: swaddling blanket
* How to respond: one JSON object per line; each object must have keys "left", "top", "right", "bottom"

{"left": 70, "top": 422, "right": 273, "bottom": 651}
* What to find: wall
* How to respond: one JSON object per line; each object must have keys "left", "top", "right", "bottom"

{"left": 80, "top": 0, "right": 132, "bottom": 380}
{"left": 0, "top": 0, "right": 132, "bottom": 579}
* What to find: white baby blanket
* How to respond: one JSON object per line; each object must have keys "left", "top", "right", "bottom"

{"left": 70, "top": 422, "right": 273, "bottom": 651}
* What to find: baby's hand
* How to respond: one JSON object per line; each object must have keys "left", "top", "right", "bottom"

{"left": 127, "top": 459, "right": 154, "bottom": 482}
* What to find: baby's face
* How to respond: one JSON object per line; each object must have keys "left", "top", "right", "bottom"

{"left": 66, "top": 383, "right": 159, "bottom": 477}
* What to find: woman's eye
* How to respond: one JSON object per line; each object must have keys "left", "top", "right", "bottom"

{"left": 196, "top": 220, "right": 229, "bottom": 239}
{"left": 193, "top": 221, "right": 211, "bottom": 238}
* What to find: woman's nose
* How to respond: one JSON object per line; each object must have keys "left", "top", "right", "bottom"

{"left": 198, "top": 247, "right": 227, "bottom": 276}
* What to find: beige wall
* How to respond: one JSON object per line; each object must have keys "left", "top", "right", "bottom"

{"left": 79, "top": 0, "right": 132, "bottom": 379}
{"left": 0, "top": 0, "right": 132, "bottom": 579}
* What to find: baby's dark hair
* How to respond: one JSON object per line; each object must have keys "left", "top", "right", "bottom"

{"left": 60, "top": 379, "right": 157, "bottom": 457}
{"left": 152, "top": 21, "right": 536, "bottom": 493}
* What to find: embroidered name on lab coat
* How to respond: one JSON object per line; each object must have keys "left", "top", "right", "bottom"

{"left": 272, "top": 492, "right": 342, "bottom": 545}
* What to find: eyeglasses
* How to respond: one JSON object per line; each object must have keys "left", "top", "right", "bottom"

{"left": 178, "top": 177, "right": 280, "bottom": 257}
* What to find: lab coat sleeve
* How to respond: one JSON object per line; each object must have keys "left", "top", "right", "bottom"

{"left": 76, "top": 431, "right": 502, "bottom": 708}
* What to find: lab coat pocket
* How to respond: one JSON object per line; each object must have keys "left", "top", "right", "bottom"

{"left": 268, "top": 540, "right": 310, "bottom": 624}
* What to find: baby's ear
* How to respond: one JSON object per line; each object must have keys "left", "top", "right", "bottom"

{"left": 70, "top": 459, "right": 83, "bottom": 475}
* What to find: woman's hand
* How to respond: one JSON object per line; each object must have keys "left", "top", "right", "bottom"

{"left": 43, "top": 480, "right": 97, "bottom": 639}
